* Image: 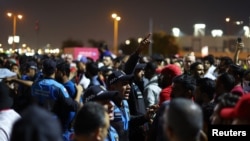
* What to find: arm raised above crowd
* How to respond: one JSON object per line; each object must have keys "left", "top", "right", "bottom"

{"left": 124, "top": 33, "right": 151, "bottom": 74}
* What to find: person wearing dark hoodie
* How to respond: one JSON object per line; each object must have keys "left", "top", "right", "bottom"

{"left": 10, "top": 105, "right": 63, "bottom": 141}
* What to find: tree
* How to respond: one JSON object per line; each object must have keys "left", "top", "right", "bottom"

{"left": 119, "top": 31, "right": 180, "bottom": 57}
{"left": 61, "top": 38, "right": 84, "bottom": 50}
{"left": 87, "top": 39, "right": 106, "bottom": 48}
{"left": 119, "top": 38, "right": 139, "bottom": 55}
{"left": 147, "top": 31, "right": 180, "bottom": 56}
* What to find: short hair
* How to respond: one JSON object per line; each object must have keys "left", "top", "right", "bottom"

{"left": 10, "top": 105, "right": 63, "bottom": 141}
{"left": 56, "top": 61, "right": 70, "bottom": 77}
{"left": 86, "top": 62, "right": 100, "bottom": 76}
{"left": 220, "top": 56, "right": 233, "bottom": 66}
{"left": 166, "top": 98, "right": 203, "bottom": 141}
{"left": 144, "top": 62, "right": 158, "bottom": 73}
{"left": 74, "top": 102, "right": 107, "bottom": 135}
{"left": 203, "top": 55, "right": 215, "bottom": 65}
{"left": 217, "top": 72, "right": 235, "bottom": 92}
{"left": 197, "top": 78, "right": 216, "bottom": 100}
{"left": 190, "top": 61, "right": 202, "bottom": 72}
{"left": 229, "top": 64, "right": 244, "bottom": 79}
{"left": 217, "top": 92, "right": 240, "bottom": 108}
{"left": 172, "top": 74, "right": 196, "bottom": 91}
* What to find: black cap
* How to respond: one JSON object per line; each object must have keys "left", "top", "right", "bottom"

{"left": 107, "top": 70, "right": 133, "bottom": 85}
{"left": 134, "top": 63, "right": 146, "bottom": 70}
{"left": 83, "top": 85, "right": 118, "bottom": 103}
{"left": 42, "top": 59, "right": 56, "bottom": 75}
{"left": 26, "top": 61, "right": 37, "bottom": 70}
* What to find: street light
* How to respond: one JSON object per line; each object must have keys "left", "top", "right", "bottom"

{"left": 111, "top": 13, "right": 121, "bottom": 55}
{"left": 7, "top": 12, "right": 23, "bottom": 50}
{"left": 225, "top": 17, "right": 244, "bottom": 35}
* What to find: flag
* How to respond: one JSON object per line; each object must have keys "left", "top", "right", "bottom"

{"left": 35, "top": 20, "right": 39, "bottom": 31}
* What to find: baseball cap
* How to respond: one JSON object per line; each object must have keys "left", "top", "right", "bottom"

{"left": 161, "top": 64, "right": 182, "bottom": 76}
{"left": 0, "top": 81, "right": 13, "bottom": 110}
{"left": 107, "top": 70, "right": 133, "bottom": 85}
{"left": 83, "top": 85, "right": 118, "bottom": 103}
{"left": 220, "top": 94, "right": 250, "bottom": 119}
{"left": 79, "top": 56, "right": 88, "bottom": 64}
{"left": 42, "top": 59, "right": 56, "bottom": 75}
{"left": 26, "top": 61, "right": 37, "bottom": 70}
{"left": 134, "top": 63, "right": 146, "bottom": 70}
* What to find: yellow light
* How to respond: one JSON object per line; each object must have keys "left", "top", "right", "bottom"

{"left": 17, "top": 15, "right": 23, "bottom": 19}
{"left": 112, "top": 13, "right": 117, "bottom": 18}
{"left": 7, "top": 12, "right": 12, "bottom": 17}
{"left": 225, "top": 17, "right": 230, "bottom": 22}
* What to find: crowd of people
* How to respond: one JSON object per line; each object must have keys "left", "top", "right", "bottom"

{"left": 1, "top": 33, "right": 250, "bottom": 141}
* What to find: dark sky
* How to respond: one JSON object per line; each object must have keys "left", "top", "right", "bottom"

{"left": 0, "top": 0, "right": 249, "bottom": 50}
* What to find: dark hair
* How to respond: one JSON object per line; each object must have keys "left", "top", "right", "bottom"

{"left": 144, "top": 62, "right": 158, "bottom": 72}
{"left": 74, "top": 102, "right": 107, "bottom": 135}
{"left": 197, "top": 78, "right": 216, "bottom": 100}
{"left": 10, "top": 105, "right": 63, "bottom": 141}
{"left": 220, "top": 56, "right": 233, "bottom": 66}
{"left": 229, "top": 64, "right": 244, "bottom": 79}
{"left": 86, "top": 62, "right": 100, "bottom": 76}
{"left": 217, "top": 92, "right": 240, "bottom": 108}
{"left": 190, "top": 61, "right": 202, "bottom": 72}
{"left": 173, "top": 74, "right": 196, "bottom": 91}
{"left": 203, "top": 55, "right": 215, "bottom": 65}
{"left": 56, "top": 61, "right": 70, "bottom": 77}
{"left": 217, "top": 72, "right": 235, "bottom": 92}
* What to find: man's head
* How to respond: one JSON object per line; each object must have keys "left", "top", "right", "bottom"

{"left": 26, "top": 61, "right": 37, "bottom": 77}
{"left": 203, "top": 55, "right": 215, "bottom": 71}
{"left": 83, "top": 85, "right": 118, "bottom": 120}
{"left": 107, "top": 70, "right": 132, "bottom": 101}
{"left": 228, "top": 64, "right": 244, "bottom": 83}
{"left": 194, "top": 78, "right": 216, "bottom": 105}
{"left": 77, "top": 56, "right": 88, "bottom": 73}
{"left": 144, "top": 62, "right": 158, "bottom": 79}
{"left": 102, "top": 55, "right": 114, "bottom": 68}
{"left": 42, "top": 59, "right": 56, "bottom": 76}
{"left": 215, "top": 72, "right": 235, "bottom": 101}
{"left": 220, "top": 94, "right": 250, "bottom": 125}
{"left": 210, "top": 92, "right": 240, "bottom": 125}
{"left": 183, "top": 52, "right": 196, "bottom": 72}
{"left": 165, "top": 98, "right": 203, "bottom": 141}
{"left": 171, "top": 74, "right": 196, "bottom": 99}
{"left": 158, "top": 64, "right": 182, "bottom": 88}
{"left": 55, "top": 61, "right": 70, "bottom": 83}
{"left": 217, "top": 56, "right": 233, "bottom": 74}
{"left": 133, "top": 63, "right": 146, "bottom": 82}
{"left": 10, "top": 105, "right": 63, "bottom": 141}
{"left": 74, "top": 102, "right": 110, "bottom": 141}
{"left": 190, "top": 61, "right": 204, "bottom": 80}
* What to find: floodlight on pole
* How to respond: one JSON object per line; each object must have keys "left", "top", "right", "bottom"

{"left": 111, "top": 13, "right": 121, "bottom": 55}
{"left": 7, "top": 12, "right": 23, "bottom": 49}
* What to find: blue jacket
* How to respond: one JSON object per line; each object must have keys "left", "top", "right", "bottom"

{"left": 106, "top": 126, "right": 119, "bottom": 141}
{"left": 31, "top": 78, "right": 78, "bottom": 131}
{"left": 111, "top": 100, "right": 130, "bottom": 141}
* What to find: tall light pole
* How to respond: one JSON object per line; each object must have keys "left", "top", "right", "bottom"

{"left": 7, "top": 12, "right": 23, "bottom": 50}
{"left": 111, "top": 13, "right": 121, "bottom": 55}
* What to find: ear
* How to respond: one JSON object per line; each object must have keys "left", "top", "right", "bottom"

{"left": 93, "top": 127, "right": 103, "bottom": 141}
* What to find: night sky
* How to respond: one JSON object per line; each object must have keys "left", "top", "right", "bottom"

{"left": 0, "top": 0, "right": 249, "bottom": 50}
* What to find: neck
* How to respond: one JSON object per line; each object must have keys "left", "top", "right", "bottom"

{"left": 62, "top": 76, "right": 69, "bottom": 83}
